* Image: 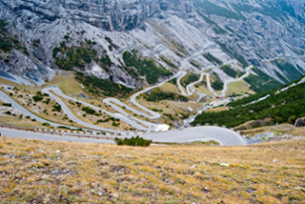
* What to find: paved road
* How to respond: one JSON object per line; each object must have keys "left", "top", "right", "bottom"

{"left": 177, "top": 71, "right": 188, "bottom": 95}
{"left": 130, "top": 71, "right": 184, "bottom": 119}
{"left": 141, "top": 126, "right": 247, "bottom": 146}
{"left": 0, "top": 126, "right": 247, "bottom": 146}
{"left": 0, "top": 89, "right": 76, "bottom": 128}
{"left": 43, "top": 87, "right": 169, "bottom": 132}
{"left": 219, "top": 65, "right": 253, "bottom": 97}
{"left": 103, "top": 98, "right": 163, "bottom": 131}
{"left": 0, "top": 127, "right": 114, "bottom": 144}
{"left": 42, "top": 87, "right": 125, "bottom": 134}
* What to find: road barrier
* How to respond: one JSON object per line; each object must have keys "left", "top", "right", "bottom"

{"left": 0, "top": 123, "right": 115, "bottom": 141}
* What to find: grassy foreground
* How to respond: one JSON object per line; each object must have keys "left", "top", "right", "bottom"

{"left": 0, "top": 137, "right": 304, "bottom": 204}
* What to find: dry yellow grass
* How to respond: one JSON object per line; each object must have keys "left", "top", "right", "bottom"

{"left": 137, "top": 97, "right": 203, "bottom": 125}
{"left": 2, "top": 87, "right": 79, "bottom": 128}
{"left": 206, "top": 106, "right": 229, "bottom": 113}
{"left": 59, "top": 97, "right": 134, "bottom": 131}
{"left": 226, "top": 80, "right": 255, "bottom": 96}
{"left": 0, "top": 77, "right": 22, "bottom": 87}
{"left": 195, "top": 85, "right": 214, "bottom": 96}
{"left": 0, "top": 137, "right": 304, "bottom": 203}
{"left": 41, "top": 72, "right": 84, "bottom": 97}
{"left": 239, "top": 123, "right": 305, "bottom": 137}
{"left": 0, "top": 77, "right": 40, "bottom": 92}
{"left": 159, "top": 82, "right": 180, "bottom": 94}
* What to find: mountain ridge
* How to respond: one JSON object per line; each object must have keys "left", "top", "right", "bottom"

{"left": 0, "top": 0, "right": 305, "bottom": 90}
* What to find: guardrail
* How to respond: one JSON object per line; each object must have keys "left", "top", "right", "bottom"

{"left": 0, "top": 123, "right": 116, "bottom": 141}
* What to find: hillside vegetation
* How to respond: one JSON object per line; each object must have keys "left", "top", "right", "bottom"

{"left": 75, "top": 72, "right": 132, "bottom": 97}
{"left": 192, "top": 77, "right": 305, "bottom": 128}
{"left": 0, "top": 137, "right": 304, "bottom": 203}
{"left": 123, "top": 50, "right": 172, "bottom": 84}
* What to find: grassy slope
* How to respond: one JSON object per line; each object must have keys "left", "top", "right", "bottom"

{"left": 226, "top": 80, "right": 255, "bottom": 96}
{"left": 0, "top": 137, "right": 304, "bottom": 203}
{"left": 192, "top": 77, "right": 305, "bottom": 128}
{"left": 41, "top": 72, "right": 84, "bottom": 97}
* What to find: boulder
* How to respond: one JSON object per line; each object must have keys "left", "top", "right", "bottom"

{"left": 294, "top": 117, "right": 305, "bottom": 127}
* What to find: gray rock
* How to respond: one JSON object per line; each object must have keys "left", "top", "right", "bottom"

{"left": 0, "top": 0, "right": 304, "bottom": 87}
{"left": 295, "top": 117, "right": 305, "bottom": 127}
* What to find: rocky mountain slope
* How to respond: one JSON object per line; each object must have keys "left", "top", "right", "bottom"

{"left": 0, "top": 0, "right": 305, "bottom": 89}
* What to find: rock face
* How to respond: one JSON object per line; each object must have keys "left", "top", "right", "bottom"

{"left": 295, "top": 117, "right": 305, "bottom": 127}
{"left": 0, "top": 0, "right": 305, "bottom": 87}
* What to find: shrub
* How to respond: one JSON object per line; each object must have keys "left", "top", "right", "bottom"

{"left": 2, "top": 103, "right": 11, "bottom": 107}
{"left": 81, "top": 106, "right": 96, "bottom": 115}
{"left": 4, "top": 111, "right": 11, "bottom": 115}
{"left": 114, "top": 136, "right": 152, "bottom": 147}
{"left": 52, "top": 103, "right": 62, "bottom": 112}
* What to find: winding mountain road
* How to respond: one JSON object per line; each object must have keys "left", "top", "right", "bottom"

{"left": 129, "top": 71, "right": 184, "bottom": 119}
{"left": 1, "top": 69, "right": 247, "bottom": 146}
{"left": 141, "top": 126, "right": 247, "bottom": 146}
{"left": 0, "top": 89, "right": 76, "bottom": 129}
{"left": 42, "top": 87, "right": 125, "bottom": 134}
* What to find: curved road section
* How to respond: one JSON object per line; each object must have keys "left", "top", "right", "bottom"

{"left": 0, "top": 126, "right": 247, "bottom": 146}
{"left": 141, "top": 126, "right": 247, "bottom": 146}
{"left": 42, "top": 87, "right": 125, "bottom": 134}
{"left": 43, "top": 87, "right": 168, "bottom": 132}
{"left": 130, "top": 71, "right": 184, "bottom": 120}
{"left": 0, "top": 89, "right": 75, "bottom": 129}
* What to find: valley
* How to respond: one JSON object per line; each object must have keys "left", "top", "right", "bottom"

{"left": 1, "top": 0, "right": 305, "bottom": 203}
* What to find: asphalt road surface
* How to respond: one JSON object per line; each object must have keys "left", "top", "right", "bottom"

{"left": 0, "top": 126, "right": 247, "bottom": 146}
{"left": 0, "top": 127, "right": 114, "bottom": 144}
{"left": 140, "top": 126, "right": 247, "bottom": 146}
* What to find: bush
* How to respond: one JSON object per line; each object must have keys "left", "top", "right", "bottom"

{"left": 32, "top": 95, "right": 43, "bottom": 102}
{"left": 82, "top": 106, "right": 96, "bottom": 115}
{"left": 52, "top": 103, "right": 62, "bottom": 112}
{"left": 114, "top": 136, "right": 152, "bottom": 147}
{"left": 4, "top": 111, "right": 11, "bottom": 115}
{"left": 2, "top": 103, "right": 11, "bottom": 107}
